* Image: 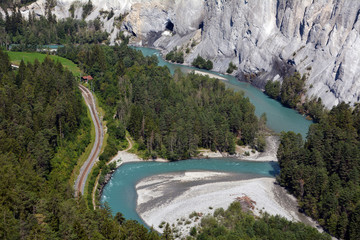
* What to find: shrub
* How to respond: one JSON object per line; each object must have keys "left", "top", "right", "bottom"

{"left": 192, "top": 55, "right": 213, "bottom": 70}
{"left": 189, "top": 211, "right": 198, "bottom": 218}
{"left": 69, "top": 4, "right": 75, "bottom": 18}
{"left": 166, "top": 49, "right": 184, "bottom": 64}
{"left": 190, "top": 227, "right": 197, "bottom": 236}
{"left": 82, "top": 0, "right": 94, "bottom": 19}
{"left": 107, "top": 9, "right": 114, "bottom": 20}
{"left": 264, "top": 80, "right": 280, "bottom": 99}
{"left": 256, "top": 135, "right": 266, "bottom": 152}
{"left": 226, "top": 61, "right": 238, "bottom": 74}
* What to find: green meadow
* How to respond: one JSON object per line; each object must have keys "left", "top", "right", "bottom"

{"left": 7, "top": 51, "right": 81, "bottom": 77}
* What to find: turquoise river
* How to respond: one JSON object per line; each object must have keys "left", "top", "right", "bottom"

{"left": 101, "top": 47, "right": 312, "bottom": 227}
{"left": 102, "top": 159, "right": 279, "bottom": 226}
{"left": 134, "top": 47, "right": 312, "bottom": 136}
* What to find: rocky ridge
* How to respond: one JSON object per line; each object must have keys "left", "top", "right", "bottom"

{"left": 9, "top": 0, "right": 360, "bottom": 108}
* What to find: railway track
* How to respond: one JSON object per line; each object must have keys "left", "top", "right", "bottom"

{"left": 74, "top": 84, "right": 104, "bottom": 197}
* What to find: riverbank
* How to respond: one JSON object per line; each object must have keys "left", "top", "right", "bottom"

{"left": 106, "top": 134, "right": 279, "bottom": 167}
{"left": 192, "top": 70, "right": 227, "bottom": 81}
{"left": 152, "top": 45, "right": 317, "bottom": 123}
{"left": 136, "top": 172, "right": 321, "bottom": 236}
{"left": 98, "top": 134, "right": 295, "bottom": 238}
{"left": 132, "top": 45, "right": 229, "bottom": 82}
{"left": 133, "top": 46, "right": 312, "bottom": 137}
{"left": 198, "top": 135, "right": 280, "bottom": 162}
{"left": 108, "top": 149, "right": 169, "bottom": 168}
{"left": 240, "top": 135, "right": 279, "bottom": 161}
{"left": 97, "top": 134, "right": 280, "bottom": 206}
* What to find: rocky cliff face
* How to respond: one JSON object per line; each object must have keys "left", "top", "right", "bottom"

{"left": 15, "top": 0, "right": 360, "bottom": 108}
{"left": 156, "top": 0, "right": 360, "bottom": 109}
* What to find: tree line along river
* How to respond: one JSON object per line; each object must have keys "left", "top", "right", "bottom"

{"left": 101, "top": 47, "right": 312, "bottom": 226}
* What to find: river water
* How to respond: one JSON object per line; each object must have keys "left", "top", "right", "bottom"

{"left": 134, "top": 47, "right": 312, "bottom": 137}
{"left": 102, "top": 159, "right": 279, "bottom": 226}
{"left": 101, "top": 47, "right": 312, "bottom": 226}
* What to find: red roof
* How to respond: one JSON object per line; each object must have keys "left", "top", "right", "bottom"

{"left": 82, "top": 75, "right": 93, "bottom": 80}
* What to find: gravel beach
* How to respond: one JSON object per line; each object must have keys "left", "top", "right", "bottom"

{"left": 136, "top": 171, "right": 320, "bottom": 235}
{"left": 105, "top": 135, "right": 320, "bottom": 237}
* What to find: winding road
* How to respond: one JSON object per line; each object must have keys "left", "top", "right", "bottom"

{"left": 74, "top": 84, "right": 104, "bottom": 197}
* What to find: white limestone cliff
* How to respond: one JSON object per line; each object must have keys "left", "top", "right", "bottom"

{"left": 9, "top": 0, "right": 360, "bottom": 108}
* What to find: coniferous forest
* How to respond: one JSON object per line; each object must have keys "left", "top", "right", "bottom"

{"left": 278, "top": 103, "right": 360, "bottom": 239}
{"left": 0, "top": 5, "right": 108, "bottom": 51}
{"left": 58, "top": 43, "right": 259, "bottom": 160}
{"left": 0, "top": 49, "right": 160, "bottom": 239}
{"left": 0, "top": 45, "right": 332, "bottom": 240}
{"left": 0, "top": 3, "right": 359, "bottom": 239}
{"left": 264, "top": 72, "right": 325, "bottom": 122}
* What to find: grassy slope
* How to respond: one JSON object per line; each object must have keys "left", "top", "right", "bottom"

{"left": 7, "top": 51, "right": 81, "bottom": 77}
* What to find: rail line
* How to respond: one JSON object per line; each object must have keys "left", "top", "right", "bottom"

{"left": 74, "top": 84, "right": 103, "bottom": 197}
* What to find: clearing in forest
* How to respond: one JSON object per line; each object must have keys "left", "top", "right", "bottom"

{"left": 7, "top": 51, "right": 81, "bottom": 77}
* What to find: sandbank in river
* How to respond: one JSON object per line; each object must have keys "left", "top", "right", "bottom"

{"left": 136, "top": 172, "right": 320, "bottom": 234}
{"left": 106, "top": 136, "right": 321, "bottom": 236}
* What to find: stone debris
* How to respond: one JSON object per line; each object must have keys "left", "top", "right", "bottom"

{"left": 236, "top": 194, "right": 257, "bottom": 210}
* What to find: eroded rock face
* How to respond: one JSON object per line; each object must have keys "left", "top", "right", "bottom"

{"left": 122, "top": 0, "right": 204, "bottom": 46}
{"left": 13, "top": 0, "right": 360, "bottom": 108}
{"left": 184, "top": 0, "right": 360, "bottom": 108}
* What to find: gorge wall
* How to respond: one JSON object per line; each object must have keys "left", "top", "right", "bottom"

{"left": 13, "top": 0, "right": 360, "bottom": 108}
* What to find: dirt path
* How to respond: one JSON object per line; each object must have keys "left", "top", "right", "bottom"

{"left": 74, "top": 85, "right": 104, "bottom": 198}
{"left": 124, "top": 135, "right": 133, "bottom": 151}
{"left": 92, "top": 172, "right": 102, "bottom": 209}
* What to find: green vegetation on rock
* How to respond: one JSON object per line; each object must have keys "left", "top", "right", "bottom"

{"left": 265, "top": 80, "right": 281, "bottom": 99}
{"left": 82, "top": 0, "right": 94, "bottom": 19}
{"left": 192, "top": 55, "right": 213, "bottom": 70}
{"left": 226, "top": 61, "right": 238, "bottom": 74}
{"left": 264, "top": 72, "right": 325, "bottom": 122}
{"left": 280, "top": 72, "right": 306, "bottom": 108}
{"left": 165, "top": 48, "right": 184, "bottom": 64}
{"left": 0, "top": 0, "right": 35, "bottom": 8}
{"left": 265, "top": 72, "right": 306, "bottom": 109}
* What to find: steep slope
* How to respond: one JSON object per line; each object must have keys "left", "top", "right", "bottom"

{"left": 152, "top": 0, "right": 360, "bottom": 109}
{"left": 12, "top": 0, "right": 360, "bottom": 108}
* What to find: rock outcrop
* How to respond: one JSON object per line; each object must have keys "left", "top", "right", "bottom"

{"left": 157, "top": 0, "right": 360, "bottom": 109}
{"left": 12, "top": 0, "right": 360, "bottom": 108}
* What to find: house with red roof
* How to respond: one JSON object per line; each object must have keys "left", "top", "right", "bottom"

{"left": 81, "top": 75, "right": 93, "bottom": 83}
